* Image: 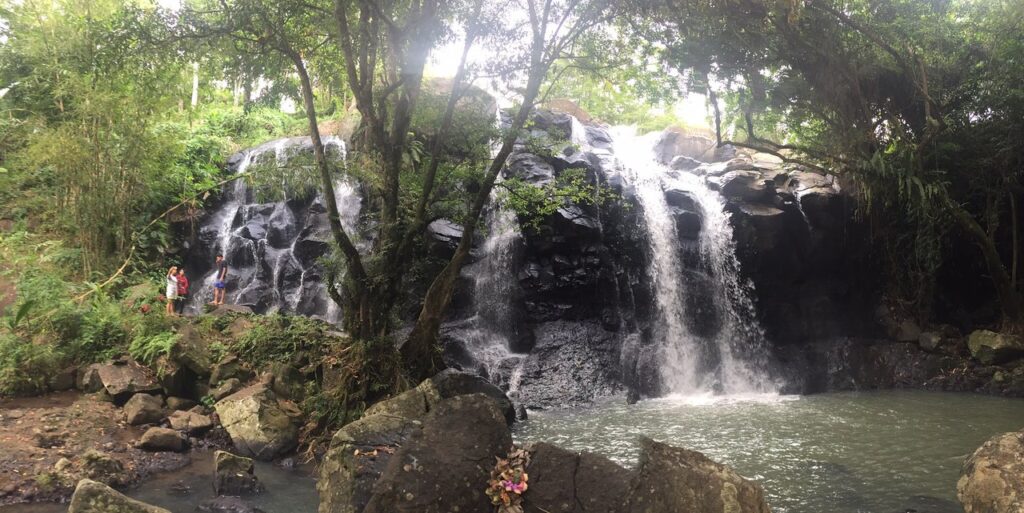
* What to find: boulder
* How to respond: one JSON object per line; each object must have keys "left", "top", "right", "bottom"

{"left": 214, "top": 450, "right": 263, "bottom": 496}
{"left": 139, "top": 427, "right": 188, "bottom": 452}
{"left": 167, "top": 410, "right": 214, "bottom": 434}
{"left": 957, "top": 428, "right": 1024, "bottom": 513}
{"left": 362, "top": 395, "right": 512, "bottom": 513}
{"left": 265, "top": 362, "right": 305, "bottom": 401}
{"left": 123, "top": 393, "right": 165, "bottom": 425}
{"left": 318, "top": 414, "right": 423, "bottom": 513}
{"left": 426, "top": 219, "right": 463, "bottom": 259}
{"left": 49, "top": 367, "right": 78, "bottom": 391}
{"left": 215, "top": 384, "right": 300, "bottom": 460}
{"left": 525, "top": 442, "right": 631, "bottom": 513}
{"left": 623, "top": 437, "right": 771, "bottom": 513}
{"left": 78, "top": 359, "right": 161, "bottom": 404}
{"left": 718, "top": 170, "right": 770, "bottom": 203}
{"left": 68, "top": 479, "right": 171, "bottom": 513}
{"left": 210, "top": 355, "right": 255, "bottom": 387}
{"left": 968, "top": 330, "right": 1024, "bottom": 365}
{"left": 669, "top": 155, "right": 702, "bottom": 171}
{"left": 172, "top": 325, "right": 214, "bottom": 377}
{"left": 431, "top": 369, "right": 516, "bottom": 425}
{"left": 653, "top": 129, "right": 715, "bottom": 164}
{"left": 364, "top": 379, "right": 442, "bottom": 419}
{"left": 214, "top": 378, "right": 244, "bottom": 401}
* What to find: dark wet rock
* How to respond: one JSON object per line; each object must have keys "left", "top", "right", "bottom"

{"left": 669, "top": 155, "right": 702, "bottom": 171}
{"left": 505, "top": 152, "right": 557, "bottom": 185}
{"left": 123, "top": 393, "right": 166, "bottom": 426}
{"left": 958, "top": 428, "right": 1024, "bottom": 513}
{"left": 525, "top": 442, "right": 631, "bottom": 513}
{"left": 431, "top": 369, "right": 516, "bottom": 425}
{"left": 167, "top": 410, "right": 214, "bottom": 434}
{"left": 78, "top": 359, "right": 162, "bottom": 405}
{"left": 717, "top": 170, "right": 771, "bottom": 202}
{"left": 139, "top": 427, "right": 188, "bottom": 452}
{"left": 214, "top": 450, "right": 263, "bottom": 496}
{"left": 213, "top": 378, "right": 243, "bottom": 401}
{"left": 199, "top": 496, "right": 267, "bottom": 513}
{"left": 623, "top": 437, "right": 771, "bottom": 513}
{"left": 514, "top": 321, "right": 624, "bottom": 409}
{"left": 318, "top": 414, "right": 423, "bottom": 513}
{"left": 362, "top": 394, "right": 512, "bottom": 513}
{"left": 68, "top": 479, "right": 171, "bottom": 513}
{"left": 215, "top": 384, "right": 300, "bottom": 460}
{"left": 426, "top": 219, "right": 463, "bottom": 259}
{"left": 653, "top": 129, "right": 715, "bottom": 164}
{"left": 968, "top": 330, "right": 1024, "bottom": 365}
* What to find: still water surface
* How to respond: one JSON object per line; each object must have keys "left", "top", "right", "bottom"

{"left": 513, "top": 390, "right": 1024, "bottom": 513}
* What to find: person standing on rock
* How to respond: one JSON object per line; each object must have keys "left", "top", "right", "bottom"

{"left": 175, "top": 268, "right": 190, "bottom": 315}
{"left": 212, "top": 255, "right": 228, "bottom": 306}
{"left": 165, "top": 266, "right": 179, "bottom": 316}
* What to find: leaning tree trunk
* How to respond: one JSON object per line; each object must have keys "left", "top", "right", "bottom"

{"left": 951, "top": 202, "right": 1024, "bottom": 330}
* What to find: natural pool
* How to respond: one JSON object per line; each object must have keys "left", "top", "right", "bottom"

{"left": 4, "top": 390, "right": 1021, "bottom": 513}
{"left": 513, "top": 390, "right": 1024, "bottom": 513}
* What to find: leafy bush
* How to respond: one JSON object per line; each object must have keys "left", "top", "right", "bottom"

{"left": 129, "top": 331, "right": 178, "bottom": 365}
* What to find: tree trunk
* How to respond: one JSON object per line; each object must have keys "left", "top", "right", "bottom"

{"left": 950, "top": 202, "right": 1024, "bottom": 328}
{"left": 287, "top": 49, "right": 373, "bottom": 339}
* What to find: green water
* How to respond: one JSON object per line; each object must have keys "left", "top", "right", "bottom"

{"left": 513, "top": 390, "right": 1024, "bottom": 513}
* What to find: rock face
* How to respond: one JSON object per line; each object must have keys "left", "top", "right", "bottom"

{"left": 623, "top": 437, "right": 771, "bottom": 513}
{"left": 214, "top": 451, "right": 263, "bottom": 496}
{"left": 215, "top": 384, "right": 300, "bottom": 460}
{"left": 362, "top": 395, "right": 512, "bottom": 513}
{"left": 968, "top": 330, "right": 1024, "bottom": 365}
{"left": 122, "top": 393, "right": 165, "bottom": 425}
{"left": 958, "top": 428, "right": 1024, "bottom": 513}
{"left": 68, "top": 479, "right": 171, "bottom": 513}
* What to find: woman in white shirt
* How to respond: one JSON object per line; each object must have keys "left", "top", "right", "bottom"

{"left": 165, "top": 266, "right": 179, "bottom": 316}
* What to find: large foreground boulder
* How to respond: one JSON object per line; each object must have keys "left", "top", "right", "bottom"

{"left": 68, "top": 479, "right": 171, "bottom": 513}
{"left": 362, "top": 394, "right": 512, "bottom": 513}
{"left": 525, "top": 442, "right": 632, "bottom": 513}
{"left": 957, "top": 428, "right": 1024, "bottom": 513}
{"left": 968, "top": 330, "right": 1024, "bottom": 365}
{"left": 317, "top": 414, "right": 423, "bottom": 513}
{"left": 215, "top": 384, "right": 300, "bottom": 460}
{"left": 623, "top": 437, "right": 771, "bottom": 513}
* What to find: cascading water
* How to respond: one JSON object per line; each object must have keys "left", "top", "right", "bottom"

{"left": 459, "top": 205, "right": 526, "bottom": 391}
{"left": 186, "top": 136, "right": 357, "bottom": 323}
{"left": 609, "top": 126, "right": 776, "bottom": 396}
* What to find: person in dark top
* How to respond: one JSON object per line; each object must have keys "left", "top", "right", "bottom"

{"left": 213, "top": 255, "right": 228, "bottom": 305}
{"left": 175, "top": 269, "right": 189, "bottom": 314}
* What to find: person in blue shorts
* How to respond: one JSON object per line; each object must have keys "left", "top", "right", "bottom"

{"left": 213, "top": 254, "right": 228, "bottom": 305}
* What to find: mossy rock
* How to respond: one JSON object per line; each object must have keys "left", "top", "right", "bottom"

{"left": 68, "top": 479, "right": 170, "bottom": 513}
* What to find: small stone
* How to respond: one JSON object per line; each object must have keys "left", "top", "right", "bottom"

{"left": 139, "top": 427, "right": 188, "bottom": 452}
{"left": 166, "top": 396, "right": 198, "bottom": 411}
{"left": 213, "top": 378, "right": 243, "bottom": 401}
{"left": 214, "top": 450, "right": 263, "bottom": 496}
{"left": 123, "top": 393, "right": 166, "bottom": 425}
{"left": 168, "top": 410, "right": 214, "bottom": 434}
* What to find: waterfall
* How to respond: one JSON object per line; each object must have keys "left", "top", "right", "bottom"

{"left": 609, "top": 126, "right": 776, "bottom": 396}
{"left": 460, "top": 206, "right": 526, "bottom": 391}
{"left": 186, "top": 135, "right": 355, "bottom": 321}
